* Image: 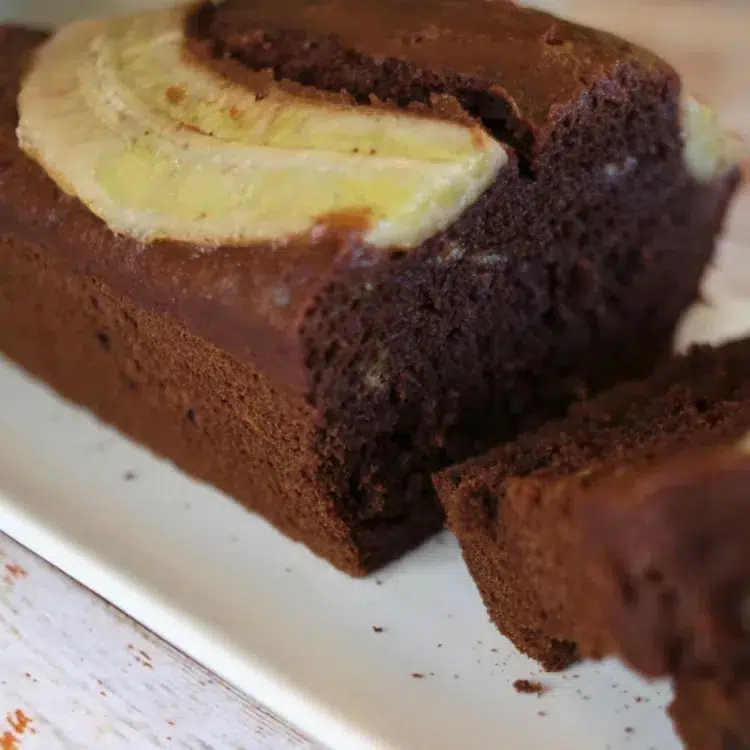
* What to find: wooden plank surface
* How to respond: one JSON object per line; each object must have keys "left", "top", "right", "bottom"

{"left": 0, "top": 532, "right": 323, "bottom": 750}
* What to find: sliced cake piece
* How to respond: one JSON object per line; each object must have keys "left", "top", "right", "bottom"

{"left": 0, "top": 0, "right": 742, "bottom": 574}
{"left": 671, "top": 676, "right": 750, "bottom": 750}
{"left": 435, "top": 337, "right": 750, "bottom": 747}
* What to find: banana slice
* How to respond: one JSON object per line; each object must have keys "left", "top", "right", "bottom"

{"left": 682, "top": 95, "right": 747, "bottom": 182}
{"left": 17, "top": 6, "right": 507, "bottom": 250}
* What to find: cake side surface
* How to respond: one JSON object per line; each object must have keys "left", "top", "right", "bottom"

{"left": 0, "top": 227, "right": 364, "bottom": 573}
{"left": 0, "top": 0, "right": 742, "bottom": 573}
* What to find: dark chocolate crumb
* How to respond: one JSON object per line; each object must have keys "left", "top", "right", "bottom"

{"left": 372, "top": 626, "right": 384, "bottom": 633}
{"left": 625, "top": 727, "right": 634, "bottom": 734}
{"left": 411, "top": 673, "right": 425, "bottom": 679}
{"left": 513, "top": 679, "right": 546, "bottom": 696}
{"left": 537, "top": 711, "right": 547, "bottom": 717}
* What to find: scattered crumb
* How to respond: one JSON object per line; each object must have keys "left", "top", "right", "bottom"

{"left": 411, "top": 673, "right": 425, "bottom": 679}
{"left": 284, "top": 568, "right": 293, "bottom": 573}
{"left": 429, "top": 672, "right": 435, "bottom": 677}
{"left": 99, "top": 691, "right": 107, "bottom": 697}
{"left": 7, "top": 711, "right": 31, "bottom": 736}
{"left": 372, "top": 626, "right": 384, "bottom": 633}
{"left": 123, "top": 471, "right": 137, "bottom": 481}
{"left": 537, "top": 711, "right": 547, "bottom": 717}
{"left": 167, "top": 721, "right": 175, "bottom": 727}
{"left": 375, "top": 580, "right": 384, "bottom": 586}
{"left": 513, "top": 679, "right": 546, "bottom": 696}
{"left": 490, "top": 648, "right": 498, "bottom": 654}
{"left": 0, "top": 732, "right": 17, "bottom": 750}
{"left": 634, "top": 696, "right": 645, "bottom": 703}
{"left": 4, "top": 565, "right": 27, "bottom": 580}
{"left": 625, "top": 727, "right": 634, "bottom": 734}
{"left": 453, "top": 674, "right": 459, "bottom": 680}
{"left": 437, "top": 644, "right": 442, "bottom": 648}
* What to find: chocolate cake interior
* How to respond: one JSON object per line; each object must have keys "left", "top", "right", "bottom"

{"left": 185, "top": 1, "right": 737, "bottom": 567}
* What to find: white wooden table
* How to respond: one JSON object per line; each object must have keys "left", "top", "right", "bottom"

{"left": 1, "top": 3, "right": 748, "bottom": 749}
{"left": 0, "top": 531, "right": 322, "bottom": 749}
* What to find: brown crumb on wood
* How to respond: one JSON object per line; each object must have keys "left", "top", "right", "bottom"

{"left": 5, "top": 565, "right": 27, "bottom": 580}
{"left": 513, "top": 679, "right": 546, "bottom": 696}
{"left": 7, "top": 711, "right": 31, "bottom": 736}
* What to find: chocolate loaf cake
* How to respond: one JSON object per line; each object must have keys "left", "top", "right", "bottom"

{"left": 0, "top": 1, "right": 741, "bottom": 574}
{"left": 435, "top": 337, "right": 750, "bottom": 748}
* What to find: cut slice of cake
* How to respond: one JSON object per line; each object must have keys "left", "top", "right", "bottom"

{"left": 0, "top": 1, "right": 742, "bottom": 574}
{"left": 671, "top": 676, "right": 750, "bottom": 750}
{"left": 435, "top": 336, "right": 750, "bottom": 748}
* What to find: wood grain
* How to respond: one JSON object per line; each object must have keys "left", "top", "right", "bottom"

{"left": 0, "top": 532, "right": 322, "bottom": 750}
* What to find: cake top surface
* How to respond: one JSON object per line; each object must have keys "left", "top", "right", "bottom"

{"left": 195, "top": 0, "right": 668, "bottom": 129}
{"left": 439, "top": 337, "right": 750, "bottom": 497}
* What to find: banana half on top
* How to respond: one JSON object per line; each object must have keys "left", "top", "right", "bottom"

{"left": 16, "top": 5, "right": 506, "bottom": 251}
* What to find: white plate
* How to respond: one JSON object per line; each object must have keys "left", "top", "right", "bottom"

{"left": 2, "top": 269, "right": 749, "bottom": 750}
{"left": 1, "top": 1, "right": 749, "bottom": 747}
